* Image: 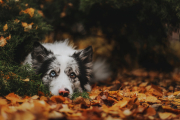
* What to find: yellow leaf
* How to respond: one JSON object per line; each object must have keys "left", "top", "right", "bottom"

{"left": 0, "top": 36, "right": 7, "bottom": 47}
{"left": 3, "top": 24, "right": 8, "bottom": 31}
{"left": 174, "top": 91, "right": 180, "bottom": 96}
{"left": 158, "top": 112, "right": 175, "bottom": 119}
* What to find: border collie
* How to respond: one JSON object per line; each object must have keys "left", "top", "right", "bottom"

{"left": 23, "top": 40, "right": 110, "bottom": 97}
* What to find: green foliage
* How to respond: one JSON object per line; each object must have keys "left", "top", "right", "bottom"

{"left": 0, "top": 0, "right": 52, "bottom": 63}
{"left": 0, "top": 0, "right": 52, "bottom": 96}
{"left": 0, "top": 61, "right": 50, "bottom": 96}
{"left": 71, "top": 91, "right": 90, "bottom": 100}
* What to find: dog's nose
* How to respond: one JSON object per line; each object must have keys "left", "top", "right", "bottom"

{"left": 59, "top": 88, "right": 69, "bottom": 97}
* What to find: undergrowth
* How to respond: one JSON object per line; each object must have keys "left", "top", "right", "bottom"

{"left": 0, "top": 61, "right": 50, "bottom": 97}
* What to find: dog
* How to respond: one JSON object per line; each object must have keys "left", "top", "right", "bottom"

{"left": 23, "top": 40, "right": 110, "bottom": 97}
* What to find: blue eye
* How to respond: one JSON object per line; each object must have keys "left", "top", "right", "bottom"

{"left": 70, "top": 72, "right": 76, "bottom": 79}
{"left": 50, "top": 71, "right": 56, "bottom": 77}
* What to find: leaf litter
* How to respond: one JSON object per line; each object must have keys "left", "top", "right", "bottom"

{"left": 1, "top": 69, "right": 180, "bottom": 119}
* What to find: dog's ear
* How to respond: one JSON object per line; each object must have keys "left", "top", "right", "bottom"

{"left": 31, "top": 42, "right": 52, "bottom": 62}
{"left": 75, "top": 46, "right": 93, "bottom": 63}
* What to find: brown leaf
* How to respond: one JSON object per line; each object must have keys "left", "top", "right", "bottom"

{"left": 148, "top": 84, "right": 163, "bottom": 97}
{"left": 146, "top": 107, "right": 156, "bottom": 116}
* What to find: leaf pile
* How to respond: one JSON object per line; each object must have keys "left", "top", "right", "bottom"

{"left": 1, "top": 69, "right": 180, "bottom": 119}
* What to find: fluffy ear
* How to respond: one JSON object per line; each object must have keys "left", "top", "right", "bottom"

{"left": 76, "top": 46, "right": 93, "bottom": 63}
{"left": 31, "top": 42, "right": 52, "bottom": 62}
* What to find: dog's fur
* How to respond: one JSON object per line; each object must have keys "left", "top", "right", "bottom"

{"left": 23, "top": 40, "right": 110, "bottom": 97}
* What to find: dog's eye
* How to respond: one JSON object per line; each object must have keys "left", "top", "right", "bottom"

{"left": 50, "top": 71, "right": 56, "bottom": 77}
{"left": 70, "top": 72, "right": 76, "bottom": 79}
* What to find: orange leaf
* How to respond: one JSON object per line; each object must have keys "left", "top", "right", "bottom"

{"left": 40, "top": 96, "right": 48, "bottom": 101}
{"left": 0, "top": 98, "right": 7, "bottom": 105}
{"left": 50, "top": 96, "right": 65, "bottom": 103}
{"left": 148, "top": 84, "right": 163, "bottom": 97}
{"left": 20, "top": 8, "right": 35, "bottom": 17}
{"left": 5, "top": 93, "right": 25, "bottom": 104}
{"left": 113, "top": 99, "right": 128, "bottom": 108}
{"left": 146, "top": 96, "right": 160, "bottom": 103}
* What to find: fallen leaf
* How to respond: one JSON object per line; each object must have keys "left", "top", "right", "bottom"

{"left": 31, "top": 95, "right": 39, "bottom": 100}
{"left": 0, "top": 98, "right": 7, "bottom": 105}
{"left": 113, "top": 99, "right": 128, "bottom": 108}
{"left": 123, "top": 109, "right": 132, "bottom": 116}
{"left": 59, "top": 104, "right": 74, "bottom": 113}
{"left": 48, "top": 111, "right": 64, "bottom": 119}
{"left": 158, "top": 112, "right": 175, "bottom": 119}
{"left": 50, "top": 95, "right": 65, "bottom": 103}
{"left": 146, "top": 96, "right": 160, "bottom": 103}
{"left": 5, "top": 93, "right": 25, "bottom": 104}
{"left": 146, "top": 107, "right": 156, "bottom": 116}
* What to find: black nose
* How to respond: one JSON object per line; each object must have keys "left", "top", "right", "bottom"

{"left": 65, "top": 88, "right": 69, "bottom": 92}
{"left": 59, "top": 88, "right": 70, "bottom": 97}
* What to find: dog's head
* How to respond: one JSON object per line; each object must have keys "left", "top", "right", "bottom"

{"left": 31, "top": 42, "right": 92, "bottom": 97}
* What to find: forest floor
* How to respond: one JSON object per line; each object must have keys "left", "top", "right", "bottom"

{"left": 1, "top": 69, "right": 180, "bottom": 120}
